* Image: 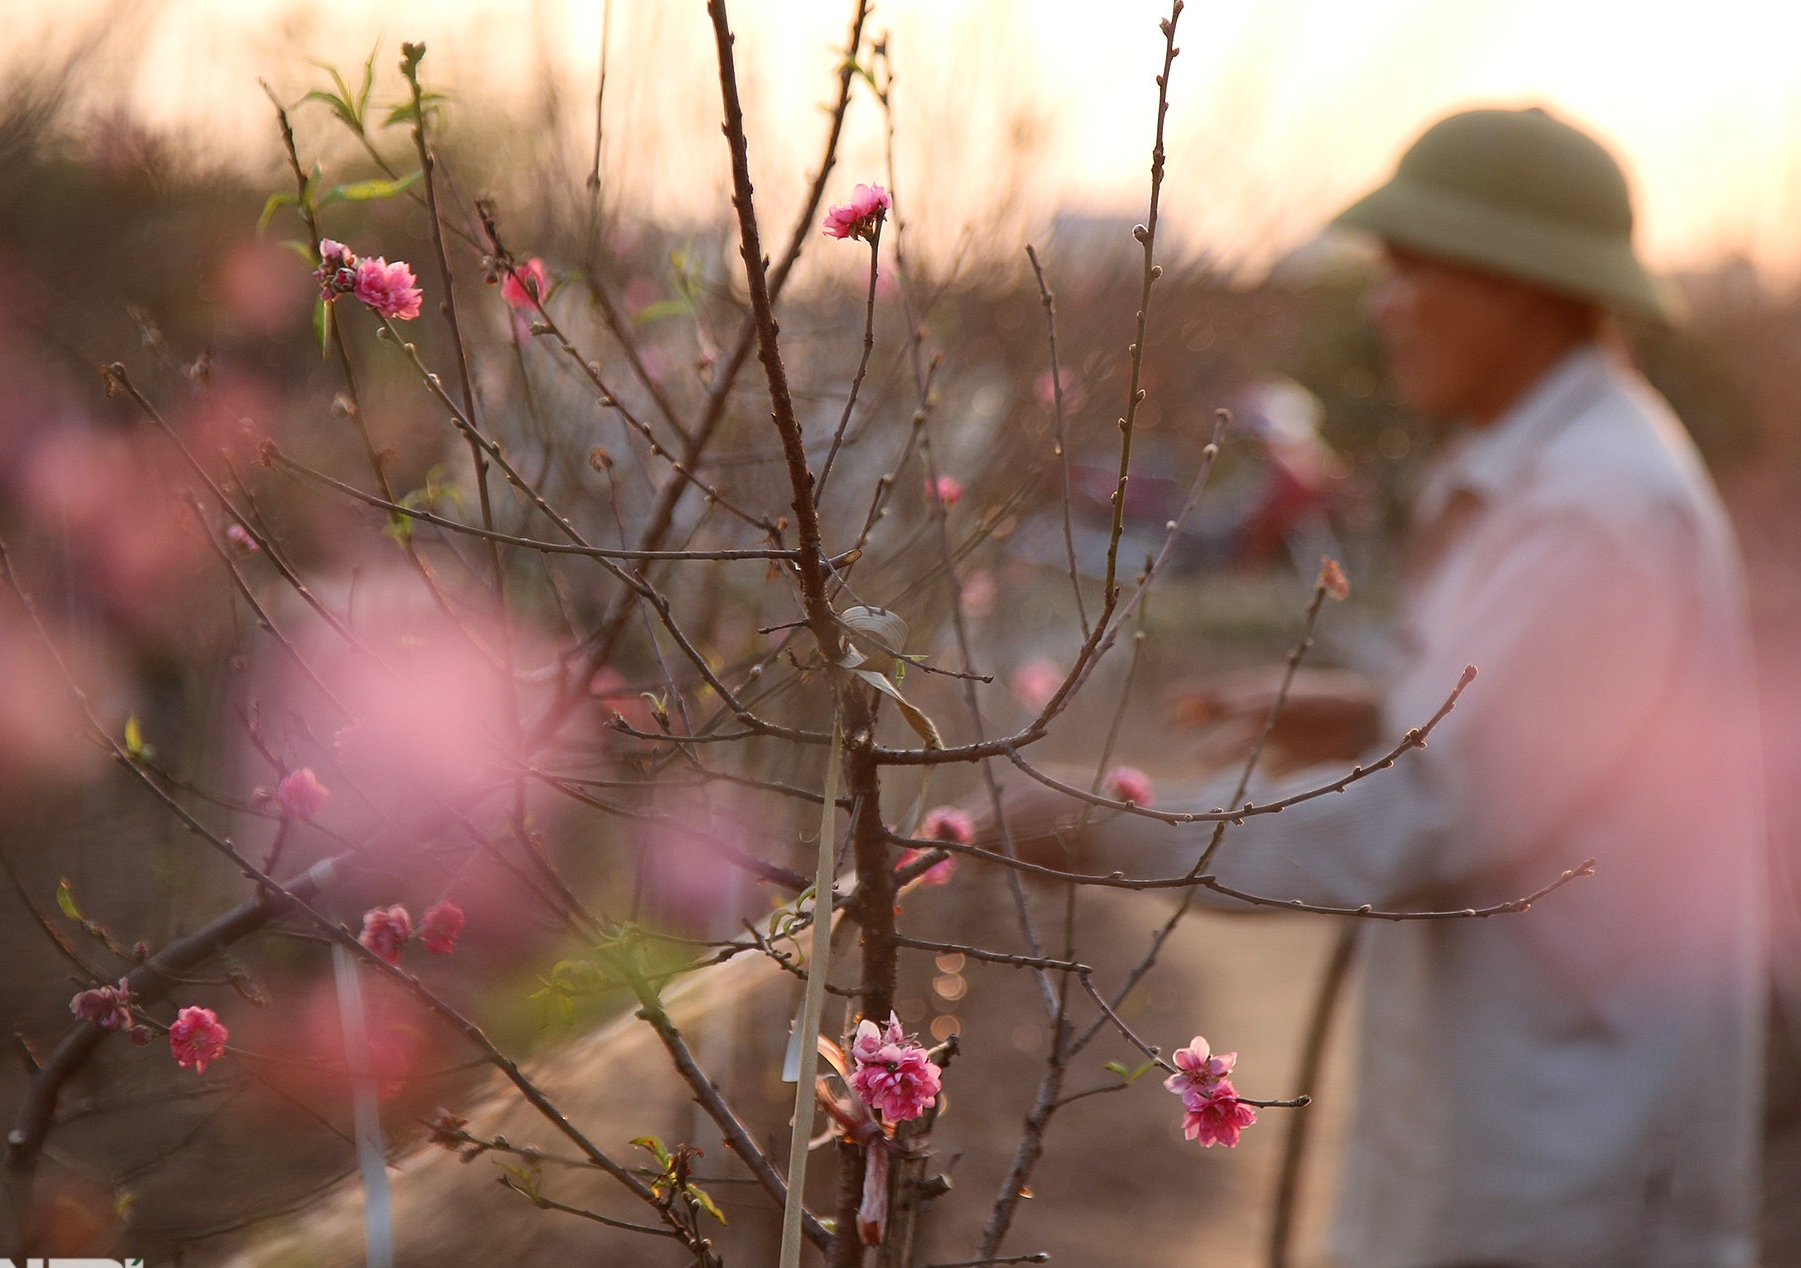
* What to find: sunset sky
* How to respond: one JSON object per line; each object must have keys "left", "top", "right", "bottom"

{"left": 18, "top": 0, "right": 1801, "bottom": 281}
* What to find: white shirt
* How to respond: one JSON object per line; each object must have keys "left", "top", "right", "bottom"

{"left": 1103, "top": 346, "right": 1766, "bottom": 1266}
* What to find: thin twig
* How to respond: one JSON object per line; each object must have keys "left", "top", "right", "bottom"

{"left": 815, "top": 223, "right": 885, "bottom": 500}
{"left": 890, "top": 936, "right": 1088, "bottom": 974}
{"left": 1025, "top": 243, "right": 1087, "bottom": 638}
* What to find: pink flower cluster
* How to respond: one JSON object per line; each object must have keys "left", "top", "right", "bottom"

{"left": 849, "top": 1013, "right": 942, "bottom": 1123}
{"left": 71, "top": 982, "right": 230, "bottom": 1070}
{"left": 169, "top": 1005, "right": 229, "bottom": 1074}
{"left": 1165, "top": 1035, "right": 1257, "bottom": 1147}
{"left": 314, "top": 239, "right": 424, "bottom": 321}
{"left": 822, "top": 183, "right": 892, "bottom": 242}
{"left": 70, "top": 979, "right": 134, "bottom": 1032}
{"left": 358, "top": 900, "right": 464, "bottom": 964}
{"left": 277, "top": 767, "right": 330, "bottom": 820}
{"left": 315, "top": 239, "right": 359, "bottom": 299}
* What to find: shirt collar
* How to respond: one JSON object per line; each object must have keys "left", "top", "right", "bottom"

{"left": 1413, "top": 344, "right": 1614, "bottom": 524}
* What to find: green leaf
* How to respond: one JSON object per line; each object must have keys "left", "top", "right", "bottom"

{"left": 630, "top": 298, "right": 692, "bottom": 325}
{"left": 550, "top": 958, "right": 601, "bottom": 992}
{"left": 277, "top": 239, "right": 317, "bottom": 266}
{"left": 383, "top": 90, "right": 449, "bottom": 128}
{"left": 1102, "top": 1059, "right": 1159, "bottom": 1084}
{"left": 317, "top": 171, "right": 422, "bottom": 206}
{"left": 357, "top": 43, "right": 378, "bottom": 122}
{"left": 383, "top": 511, "right": 414, "bottom": 546}
{"left": 300, "top": 88, "right": 358, "bottom": 131}
{"left": 686, "top": 1182, "right": 727, "bottom": 1226}
{"left": 123, "top": 714, "right": 154, "bottom": 760}
{"left": 301, "top": 162, "right": 324, "bottom": 210}
{"left": 631, "top": 1135, "right": 672, "bottom": 1167}
{"left": 55, "top": 879, "right": 81, "bottom": 922}
{"left": 497, "top": 1161, "right": 542, "bottom": 1203}
{"left": 256, "top": 191, "right": 299, "bottom": 236}
{"left": 314, "top": 297, "right": 331, "bottom": 358}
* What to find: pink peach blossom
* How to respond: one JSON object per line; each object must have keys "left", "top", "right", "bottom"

{"left": 849, "top": 1012, "right": 942, "bottom": 1123}
{"left": 1010, "top": 657, "right": 1063, "bottom": 711}
{"left": 315, "top": 239, "right": 359, "bottom": 300}
{"left": 169, "top": 1005, "right": 228, "bottom": 1073}
{"left": 419, "top": 900, "right": 465, "bottom": 955}
{"left": 822, "top": 183, "right": 892, "bottom": 242}
{"left": 1164, "top": 1034, "right": 1236, "bottom": 1102}
{"left": 925, "top": 475, "right": 963, "bottom": 507}
{"left": 1106, "top": 765, "right": 1156, "bottom": 807}
{"left": 500, "top": 258, "right": 550, "bottom": 308}
{"left": 277, "top": 767, "right": 330, "bottom": 820}
{"left": 920, "top": 805, "right": 975, "bottom": 845}
{"left": 899, "top": 806, "right": 971, "bottom": 885}
{"left": 354, "top": 257, "right": 424, "bottom": 321}
{"left": 225, "top": 523, "right": 259, "bottom": 553}
{"left": 359, "top": 905, "right": 412, "bottom": 964}
{"left": 851, "top": 1012, "right": 908, "bottom": 1066}
{"left": 1181, "top": 1080, "right": 1258, "bottom": 1147}
{"left": 70, "top": 979, "right": 133, "bottom": 1031}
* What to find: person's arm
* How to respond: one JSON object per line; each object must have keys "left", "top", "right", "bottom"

{"left": 1077, "top": 505, "right": 1691, "bottom": 910}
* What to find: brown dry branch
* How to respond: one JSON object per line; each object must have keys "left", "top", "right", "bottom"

{"left": 815, "top": 223, "right": 886, "bottom": 500}
{"left": 528, "top": 0, "right": 875, "bottom": 755}
{"left": 1025, "top": 243, "right": 1089, "bottom": 638}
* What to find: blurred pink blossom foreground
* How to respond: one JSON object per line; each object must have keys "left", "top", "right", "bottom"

{"left": 1106, "top": 765, "right": 1155, "bottom": 807}
{"left": 1010, "top": 657, "right": 1063, "bottom": 711}
{"left": 925, "top": 475, "right": 963, "bottom": 506}
{"left": 500, "top": 257, "right": 550, "bottom": 308}
{"left": 419, "top": 900, "right": 465, "bottom": 955}
{"left": 897, "top": 805, "right": 973, "bottom": 886}
{"left": 277, "top": 767, "right": 330, "bottom": 820}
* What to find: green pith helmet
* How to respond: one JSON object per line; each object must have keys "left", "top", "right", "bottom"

{"left": 1334, "top": 106, "right": 1682, "bottom": 322}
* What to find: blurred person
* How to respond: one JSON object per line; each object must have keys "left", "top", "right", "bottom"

{"left": 1026, "top": 107, "right": 1767, "bottom": 1266}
